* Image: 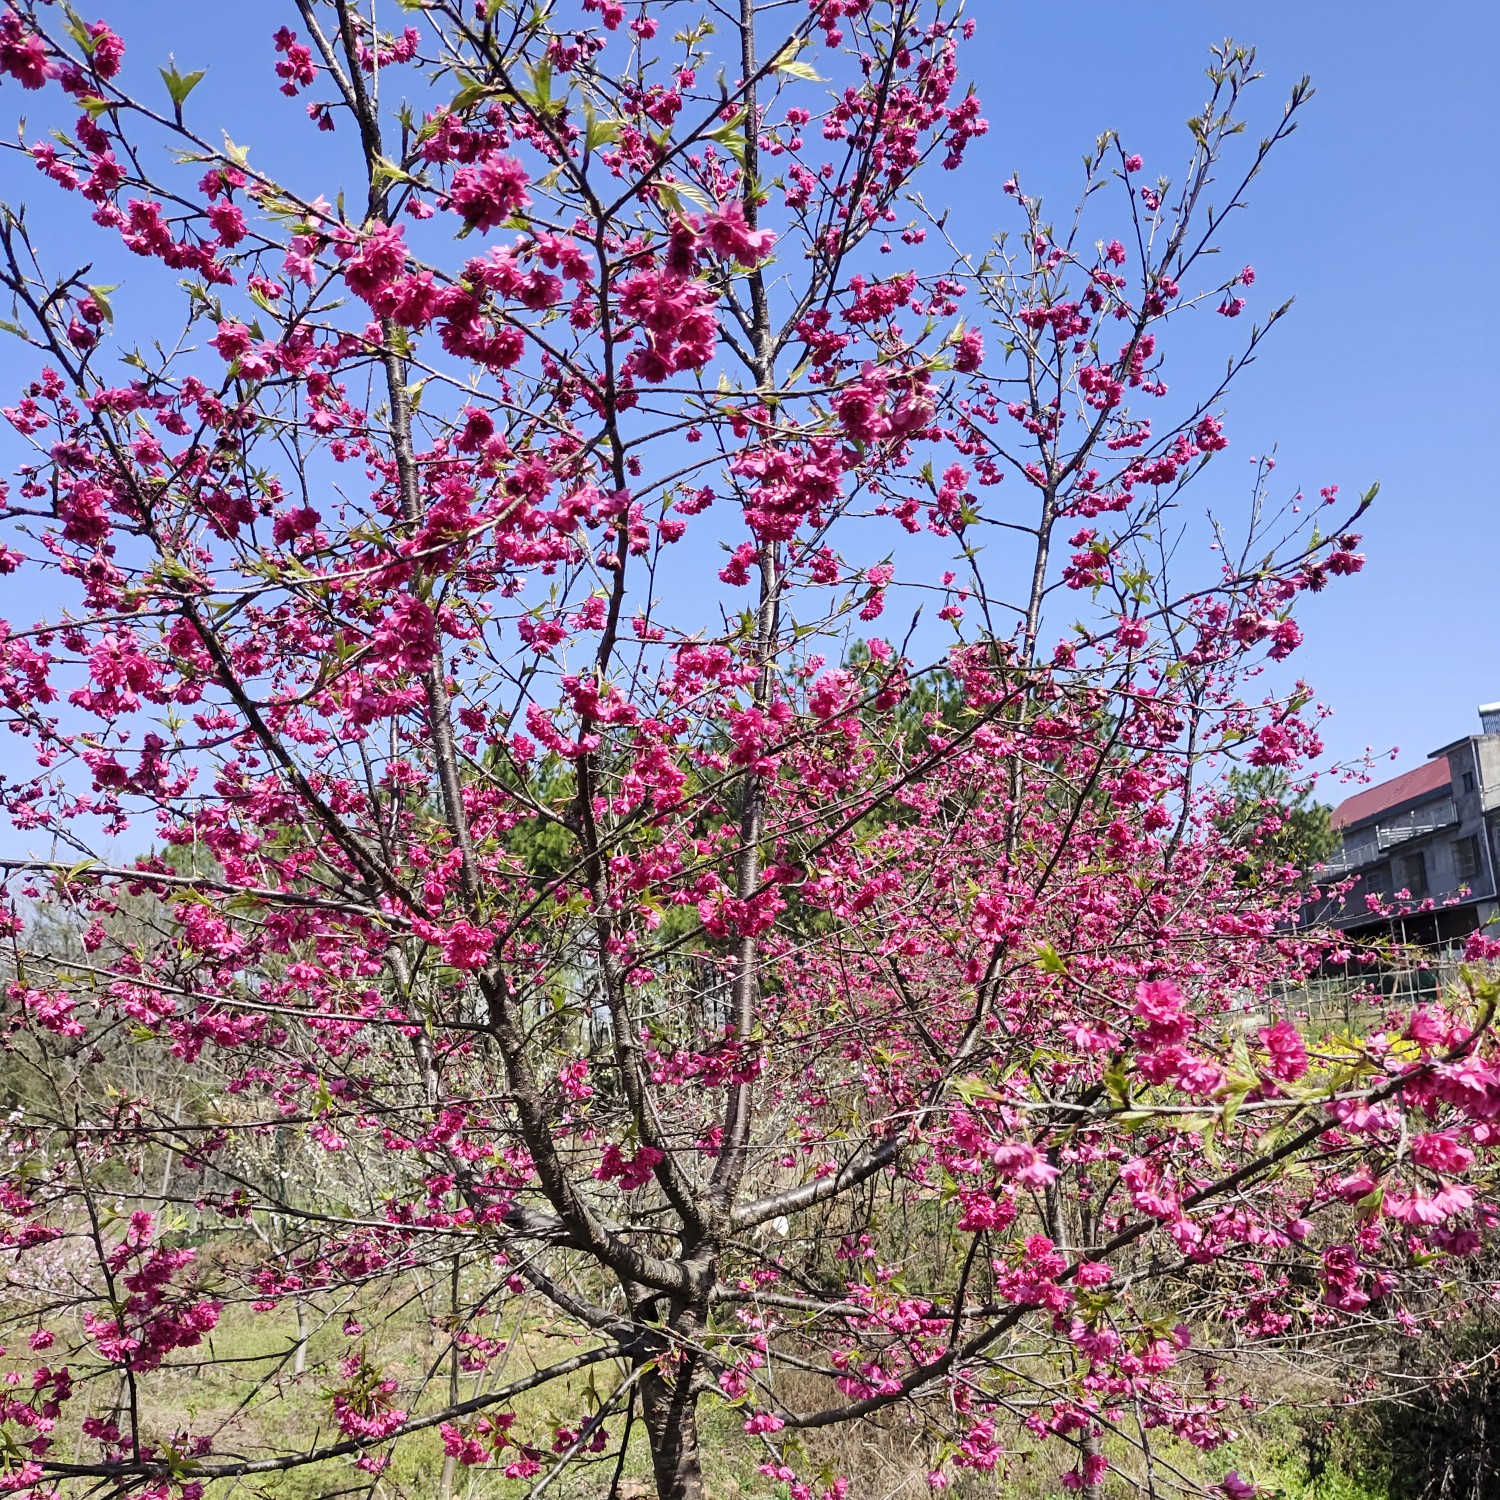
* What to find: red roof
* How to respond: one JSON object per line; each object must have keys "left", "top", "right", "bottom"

{"left": 1330, "top": 759, "right": 1451, "bottom": 830}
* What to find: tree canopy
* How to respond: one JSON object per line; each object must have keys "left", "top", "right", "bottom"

{"left": 0, "top": 6, "right": 1494, "bottom": 1500}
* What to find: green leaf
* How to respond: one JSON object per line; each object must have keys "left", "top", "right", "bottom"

{"left": 582, "top": 99, "right": 620, "bottom": 152}
{"left": 1035, "top": 941, "right": 1066, "bottom": 974}
{"left": 372, "top": 154, "right": 415, "bottom": 187}
{"left": 708, "top": 109, "right": 748, "bottom": 164}
{"left": 84, "top": 283, "right": 119, "bottom": 323}
{"left": 1219, "top": 1076, "right": 1254, "bottom": 1132}
{"left": 776, "top": 58, "right": 823, "bottom": 82}
{"left": 160, "top": 63, "right": 207, "bottom": 111}
{"left": 63, "top": 11, "right": 92, "bottom": 51}
{"left": 1102, "top": 1056, "right": 1131, "bottom": 1108}
{"left": 952, "top": 1075, "right": 997, "bottom": 1104}
{"left": 451, "top": 74, "right": 494, "bottom": 113}
{"left": 672, "top": 179, "right": 711, "bottom": 210}
{"left": 772, "top": 45, "right": 824, "bottom": 82}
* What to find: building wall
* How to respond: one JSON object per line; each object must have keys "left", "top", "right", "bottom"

{"left": 1477, "top": 736, "right": 1500, "bottom": 796}
{"left": 1454, "top": 736, "right": 1500, "bottom": 908}
{"left": 1317, "top": 731, "right": 1500, "bottom": 937}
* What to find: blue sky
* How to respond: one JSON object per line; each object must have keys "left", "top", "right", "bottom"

{"left": 5, "top": 1, "right": 1496, "bottom": 801}
{"left": 956, "top": 0, "right": 1500, "bottom": 781}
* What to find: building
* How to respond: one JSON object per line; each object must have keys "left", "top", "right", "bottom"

{"left": 1310, "top": 704, "right": 1500, "bottom": 945}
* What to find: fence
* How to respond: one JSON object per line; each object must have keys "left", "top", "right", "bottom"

{"left": 1268, "top": 951, "right": 1468, "bottom": 1035}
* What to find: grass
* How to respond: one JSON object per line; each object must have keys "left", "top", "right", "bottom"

{"left": 5, "top": 1269, "right": 1402, "bottom": 1500}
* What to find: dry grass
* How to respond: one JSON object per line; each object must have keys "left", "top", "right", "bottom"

{"left": 2, "top": 1265, "right": 1392, "bottom": 1500}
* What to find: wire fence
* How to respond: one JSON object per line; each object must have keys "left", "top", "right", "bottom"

{"left": 1267, "top": 951, "right": 1470, "bottom": 1035}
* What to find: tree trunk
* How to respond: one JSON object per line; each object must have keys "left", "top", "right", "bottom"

{"left": 640, "top": 1360, "right": 705, "bottom": 1500}
{"left": 437, "top": 1254, "right": 461, "bottom": 1500}
{"left": 292, "top": 1299, "right": 307, "bottom": 1379}
{"left": 1082, "top": 1425, "right": 1105, "bottom": 1500}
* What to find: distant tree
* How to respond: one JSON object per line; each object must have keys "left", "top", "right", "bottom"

{"left": 1212, "top": 765, "right": 1340, "bottom": 886}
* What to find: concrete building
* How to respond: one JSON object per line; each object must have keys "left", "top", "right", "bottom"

{"left": 1309, "top": 704, "right": 1500, "bottom": 945}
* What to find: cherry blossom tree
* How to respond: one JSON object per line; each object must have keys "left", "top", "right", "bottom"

{"left": 0, "top": 4, "right": 1495, "bottom": 1499}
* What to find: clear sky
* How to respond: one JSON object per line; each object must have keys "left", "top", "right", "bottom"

{"left": 4, "top": 1, "right": 1496, "bottom": 798}
{"left": 955, "top": 0, "right": 1500, "bottom": 782}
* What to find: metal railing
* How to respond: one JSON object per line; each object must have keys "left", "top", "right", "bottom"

{"left": 1269, "top": 954, "right": 1465, "bottom": 1034}
{"left": 1317, "top": 797, "right": 1459, "bottom": 876}
{"left": 1375, "top": 797, "right": 1457, "bottom": 849}
{"left": 1319, "top": 840, "right": 1379, "bottom": 876}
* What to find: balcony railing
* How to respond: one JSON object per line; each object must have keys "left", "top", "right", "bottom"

{"left": 1318, "top": 797, "right": 1459, "bottom": 876}
{"left": 1319, "top": 841, "right": 1378, "bottom": 876}
{"left": 1375, "top": 797, "right": 1457, "bottom": 848}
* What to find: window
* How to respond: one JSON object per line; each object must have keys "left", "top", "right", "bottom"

{"left": 1462, "top": 770, "right": 1476, "bottom": 795}
{"left": 1395, "top": 851, "right": 1428, "bottom": 898}
{"left": 1362, "top": 865, "right": 1392, "bottom": 900}
{"left": 1455, "top": 834, "right": 1482, "bottom": 882}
